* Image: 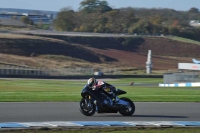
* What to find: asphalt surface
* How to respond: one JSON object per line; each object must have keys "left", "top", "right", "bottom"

{"left": 0, "top": 102, "right": 200, "bottom": 122}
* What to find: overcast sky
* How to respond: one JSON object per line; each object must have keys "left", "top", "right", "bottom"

{"left": 1, "top": 0, "right": 200, "bottom": 11}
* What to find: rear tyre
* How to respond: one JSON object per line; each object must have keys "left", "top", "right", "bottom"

{"left": 119, "top": 97, "right": 135, "bottom": 116}
{"left": 79, "top": 97, "right": 96, "bottom": 116}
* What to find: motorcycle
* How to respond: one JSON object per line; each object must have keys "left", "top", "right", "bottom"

{"left": 79, "top": 84, "right": 135, "bottom": 116}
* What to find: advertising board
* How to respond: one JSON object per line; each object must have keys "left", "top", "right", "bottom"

{"left": 178, "top": 63, "right": 200, "bottom": 70}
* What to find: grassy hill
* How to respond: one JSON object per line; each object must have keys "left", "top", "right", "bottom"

{"left": 0, "top": 33, "right": 200, "bottom": 74}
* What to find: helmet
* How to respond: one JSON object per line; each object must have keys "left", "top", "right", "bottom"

{"left": 87, "top": 77, "right": 96, "bottom": 88}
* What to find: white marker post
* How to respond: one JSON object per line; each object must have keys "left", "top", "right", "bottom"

{"left": 146, "top": 50, "right": 153, "bottom": 74}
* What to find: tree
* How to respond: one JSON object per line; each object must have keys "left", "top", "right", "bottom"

{"left": 172, "top": 20, "right": 179, "bottom": 27}
{"left": 54, "top": 10, "right": 76, "bottom": 31}
{"left": 60, "top": 6, "right": 73, "bottom": 12}
{"left": 97, "top": 0, "right": 112, "bottom": 13}
{"left": 79, "top": 0, "right": 112, "bottom": 13}
{"left": 20, "top": 16, "right": 33, "bottom": 25}
{"left": 189, "top": 7, "right": 199, "bottom": 13}
{"left": 128, "top": 20, "right": 153, "bottom": 34}
{"left": 94, "top": 16, "right": 108, "bottom": 32}
{"left": 53, "top": 4, "right": 200, "bottom": 41}
{"left": 168, "top": 27, "right": 179, "bottom": 35}
{"left": 148, "top": 15, "right": 163, "bottom": 25}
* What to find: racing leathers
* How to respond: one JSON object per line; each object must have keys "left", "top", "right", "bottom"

{"left": 92, "top": 80, "right": 118, "bottom": 102}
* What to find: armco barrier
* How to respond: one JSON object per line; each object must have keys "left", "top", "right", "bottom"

{"left": 159, "top": 82, "right": 200, "bottom": 87}
{"left": 0, "top": 121, "right": 200, "bottom": 128}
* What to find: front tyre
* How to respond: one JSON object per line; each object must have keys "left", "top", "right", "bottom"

{"left": 119, "top": 97, "right": 135, "bottom": 116}
{"left": 79, "top": 97, "right": 96, "bottom": 116}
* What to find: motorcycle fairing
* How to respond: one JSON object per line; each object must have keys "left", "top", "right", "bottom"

{"left": 81, "top": 85, "right": 118, "bottom": 113}
{"left": 115, "top": 99, "right": 129, "bottom": 106}
{"left": 116, "top": 89, "right": 127, "bottom": 95}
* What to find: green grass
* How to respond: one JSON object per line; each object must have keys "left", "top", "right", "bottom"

{"left": 35, "top": 24, "right": 50, "bottom": 30}
{"left": 167, "top": 36, "right": 200, "bottom": 45}
{"left": 109, "top": 78, "right": 163, "bottom": 84}
{"left": 1, "top": 127, "right": 200, "bottom": 133}
{"left": 0, "top": 78, "right": 200, "bottom": 102}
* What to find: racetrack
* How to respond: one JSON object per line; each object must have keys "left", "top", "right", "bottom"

{"left": 0, "top": 102, "right": 200, "bottom": 122}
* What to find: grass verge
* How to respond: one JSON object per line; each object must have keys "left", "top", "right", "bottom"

{"left": 1, "top": 127, "right": 200, "bottom": 133}
{"left": 0, "top": 78, "right": 200, "bottom": 102}
{"left": 167, "top": 36, "right": 200, "bottom": 45}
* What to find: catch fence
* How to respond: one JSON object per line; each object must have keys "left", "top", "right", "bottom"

{"left": 0, "top": 65, "right": 121, "bottom": 76}
{"left": 163, "top": 71, "right": 200, "bottom": 84}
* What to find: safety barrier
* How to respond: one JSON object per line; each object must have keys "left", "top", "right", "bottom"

{"left": 159, "top": 82, "right": 200, "bottom": 87}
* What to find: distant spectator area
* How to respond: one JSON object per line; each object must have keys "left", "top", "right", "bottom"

{"left": 0, "top": 11, "right": 53, "bottom": 24}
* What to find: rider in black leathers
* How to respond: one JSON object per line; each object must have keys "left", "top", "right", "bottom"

{"left": 87, "top": 77, "right": 118, "bottom": 102}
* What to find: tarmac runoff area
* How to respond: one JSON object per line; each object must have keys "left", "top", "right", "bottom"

{"left": 0, "top": 102, "right": 200, "bottom": 129}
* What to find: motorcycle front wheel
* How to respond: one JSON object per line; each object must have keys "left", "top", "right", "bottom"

{"left": 79, "top": 97, "right": 96, "bottom": 116}
{"left": 118, "top": 97, "right": 135, "bottom": 116}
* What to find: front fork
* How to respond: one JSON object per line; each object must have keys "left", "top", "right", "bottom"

{"left": 85, "top": 95, "right": 92, "bottom": 107}
{"left": 87, "top": 95, "right": 99, "bottom": 111}
{"left": 85, "top": 95, "right": 98, "bottom": 111}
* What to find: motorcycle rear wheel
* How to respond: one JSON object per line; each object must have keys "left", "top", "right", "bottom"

{"left": 79, "top": 97, "right": 96, "bottom": 116}
{"left": 118, "top": 97, "right": 135, "bottom": 116}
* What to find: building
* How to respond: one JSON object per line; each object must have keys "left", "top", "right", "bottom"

{"left": 163, "top": 63, "right": 200, "bottom": 84}
{"left": 0, "top": 11, "right": 53, "bottom": 24}
{"left": 189, "top": 20, "right": 200, "bottom": 27}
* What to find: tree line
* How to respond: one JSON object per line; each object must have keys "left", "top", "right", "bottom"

{"left": 53, "top": 0, "right": 200, "bottom": 41}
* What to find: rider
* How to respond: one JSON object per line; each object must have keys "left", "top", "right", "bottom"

{"left": 87, "top": 77, "right": 118, "bottom": 102}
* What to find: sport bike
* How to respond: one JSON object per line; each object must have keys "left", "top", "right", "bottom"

{"left": 79, "top": 84, "right": 135, "bottom": 116}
